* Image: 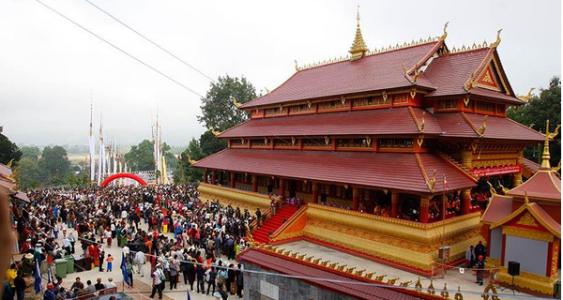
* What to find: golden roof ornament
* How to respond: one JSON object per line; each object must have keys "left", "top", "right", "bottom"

{"left": 231, "top": 96, "right": 242, "bottom": 108}
{"left": 541, "top": 120, "right": 560, "bottom": 169}
{"left": 349, "top": 5, "right": 369, "bottom": 61}
{"left": 211, "top": 129, "right": 222, "bottom": 137}
{"left": 518, "top": 88, "right": 535, "bottom": 102}
{"left": 490, "top": 29, "right": 503, "bottom": 48}
{"left": 439, "top": 22, "right": 449, "bottom": 41}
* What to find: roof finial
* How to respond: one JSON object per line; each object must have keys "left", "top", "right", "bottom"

{"left": 440, "top": 22, "right": 449, "bottom": 41}
{"left": 349, "top": 5, "right": 369, "bottom": 61}
{"left": 541, "top": 120, "right": 560, "bottom": 169}
{"left": 490, "top": 29, "right": 503, "bottom": 48}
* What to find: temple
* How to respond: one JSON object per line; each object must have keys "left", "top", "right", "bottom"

{"left": 481, "top": 121, "right": 560, "bottom": 296}
{"left": 193, "top": 17, "right": 546, "bottom": 277}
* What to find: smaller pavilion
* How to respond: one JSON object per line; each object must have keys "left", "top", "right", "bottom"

{"left": 481, "top": 121, "right": 561, "bottom": 296}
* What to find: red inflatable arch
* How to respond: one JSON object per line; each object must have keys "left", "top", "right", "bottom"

{"left": 101, "top": 173, "right": 147, "bottom": 187}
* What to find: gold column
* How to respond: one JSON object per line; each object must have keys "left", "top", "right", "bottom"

{"left": 461, "top": 147, "right": 473, "bottom": 169}
{"left": 514, "top": 150, "right": 524, "bottom": 186}
{"left": 462, "top": 189, "right": 471, "bottom": 215}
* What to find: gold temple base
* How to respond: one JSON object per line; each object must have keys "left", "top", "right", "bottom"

{"left": 198, "top": 182, "right": 271, "bottom": 211}
{"left": 495, "top": 268, "right": 558, "bottom": 296}
{"left": 201, "top": 183, "right": 483, "bottom": 275}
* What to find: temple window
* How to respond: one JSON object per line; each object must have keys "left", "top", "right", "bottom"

{"left": 475, "top": 101, "right": 496, "bottom": 114}
{"left": 250, "top": 138, "right": 270, "bottom": 147}
{"left": 378, "top": 138, "right": 413, "bottom": 148}
{"left": 438, "top": 99, "right": 458, "bottom": 110}
{"left": 353, "top": 96, "right": 386, "bottom": 107}
{"left": 289, "top": 103, "right": 314, "bottom": 114}
{"left": 264, "top": 107, "right": 287, "bottom": 117}
{"left": 303, "top": 137, "right": 331, "bottom": 147}
{"left": 393, "top": 94, "right": 409, "bottom": 104}
{"left": 230, "top": 138, "right": 245, "bottom": 147}
{"left": 336, "top": 138, "right": 369, "bottom": 148}
{"left": 274, "top": 138, "right": 294, "bottom": 147}
{"left": 318, "top": 99, "right": 347, "bottom": 111}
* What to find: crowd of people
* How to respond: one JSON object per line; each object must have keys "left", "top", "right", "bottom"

{"left": 6, "top": 184, "right": 258, "bottom": 300}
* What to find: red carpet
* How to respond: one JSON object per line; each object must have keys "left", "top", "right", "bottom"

{"left": 252, "top": 205, "right": 298, "bottom": 243}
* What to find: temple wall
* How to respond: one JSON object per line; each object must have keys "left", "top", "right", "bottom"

{"left": 490, "top": 227, "right": 502, "bottom": 260}
{"left": 505, "top": 235, "right": 548, "bottom": 276}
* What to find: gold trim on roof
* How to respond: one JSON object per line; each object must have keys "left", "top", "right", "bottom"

{"left": 349, "top": 5, "right": 369, "bottom": 61}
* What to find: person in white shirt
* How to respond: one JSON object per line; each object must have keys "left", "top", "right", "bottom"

{"left": 150, "top": 265, "right": 164, "bottom": 299}
{"left": 134, "top": 250, "right": 146, "bottom": 276}
{"left": 105, "top": 278, "right": 117, "bottom": 289}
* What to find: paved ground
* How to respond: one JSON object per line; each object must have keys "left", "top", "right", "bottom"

{"left": 279, "top": 240, "right": 540, "bottom": 300}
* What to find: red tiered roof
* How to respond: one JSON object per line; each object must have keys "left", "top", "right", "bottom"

{"left": 219, "top": 108, "right": 545, "bottom": 141}
{"left": 219, "top": 107, "right": 441, "bottom": 138}
{"left": 420, "top": 48, "right": 490, "bottom": 97}
{"left": 240, "top": 42, "right": 439, "bottom": 109}
{"left": 507, "top": 170, "right": 561, "bottom": 201}
{"left": 193, "top": 149, "right": 475, "bottom": 193}
{"left": 434, "top": 113, "right": 544, "bottom": 141}
{"left": 239, "top": 249, "right": 422, "bottom": 300}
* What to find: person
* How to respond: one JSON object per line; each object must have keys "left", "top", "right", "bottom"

{"left": 94, "top": 278, "right": 105, "bottom": 291}
{"left": 474, "top": 241, "right": 486, "bottom": 260}
{"left": 185, "top": 259, "right": 196, "bottom": 290}
{"left": 465, "top": 245, "right": 475, "bottom": 268}
{"left": 475, "top": 255, "right": 485, "bottom": 286}
{"left": 169, "top": 259, "right": 178, "bottom": 290}
{"left": 134, "top": 250, "right": 146, "bottom": 277}
{"left": 106, "top": 254, "right": 113, "bottom": 272}
{"left": 255, "top": 208, "right": 262, "bottom": 227}
{"left": 84, "top": 280, "right": 96, "bottom": 294}
{"left": 195, "top": 263, "right": 205, "bottom": 293}
{"left": 216, "top": 283, "right": 228, "bottom": 300}
{"left": 14, "top": 271, "right": 26, "bottom": 300}
{"left": 206, "top": 267, "right": 217, "bottom": 295}
{"left": 270, "top": 198, "right": 277, "bottom": 216}
{"left": 70, "top": 277, "right": 84, "bottom": 291}
{"left": 43, "top": 283, "right": 56, "bottom": 300}
{"left": 99, "top": 250, "right": 105, "bottom": 272}
{"left": 236, "top": 264, "right": 244, "bottom": 298}
{"left": 150, "top": 265, "right": 164, "bottom": 299}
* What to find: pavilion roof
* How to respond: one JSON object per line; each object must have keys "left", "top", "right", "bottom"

{"left": 506, "top": 170, "right": 561, "bottom": 202}
{"left": 219, "top": 107, "right": 441, "bottom": 138}
{"left": 491, "top": 201, "right": 560, "bottom": 238}
{"left": 481, "top": 194, "right": 514, "bottom": 224}
{"left": 239, "top": 248, "right": 422, "bottom": 300}
{"left": 240, "top": 41, "right": 439, "bottom": 109}
{"left": 193, "top": 149, "right": 475, "bottom": 193}
{"left": 434, "top": 112, "right": 544, "bottom": 141}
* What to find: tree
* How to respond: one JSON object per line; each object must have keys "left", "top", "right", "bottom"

{"left": 124, "top": 139, "right": 176, "bottom": 172}
{"left": 20, "top": 146, "right": 41, "bottom": 161}
{"left": 38, "top": 146, "right": 71, "bottom": 186}
{"left": 15, "top": 157, "right": 41, "bottom": 190}
{"left": 507, "top": 77, "right": 561, "bottom": 165}
{"left": 198, "top": 75, "right": 257, "bottom": 131}
{"left": 174, "top": 138, "right": 204, "bottom": 183}
{"left": 0, "top": 133, "right": 22, "bottom": 166}
{"left": 200, "top": 130, "right": 227, "bottom": 156}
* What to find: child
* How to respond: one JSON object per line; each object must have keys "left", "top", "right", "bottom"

{"left": 106, "top": 254, "right": 113, "bottom": 272}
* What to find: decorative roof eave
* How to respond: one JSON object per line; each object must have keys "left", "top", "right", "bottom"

{"left": 461, "top": 30, "right": 518, "bottom": 100}
{"left": 405, "top": 22, "right": 450, "bottom": 78}
{"left": 490, "top": 201, "right": 560, "bottom": 238}
{"left": 480, "top": 194, "right": 514, "bottom": 224}
{"left": 423, "top": 90, "right": 524, "bottom": 105}
{"left": 240, "top": 84, "right": 436, "bottom": 110}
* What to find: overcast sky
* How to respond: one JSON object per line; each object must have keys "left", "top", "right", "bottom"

{"left": 0, "top": 0, "right": 560, "bottom": 147}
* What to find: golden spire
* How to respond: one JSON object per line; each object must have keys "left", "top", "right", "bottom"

{"left": 541, "top": 120, "right": 560, "bottom": 169}
{"left": 349, "top": 5, "right": 369, "bottom": 61}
